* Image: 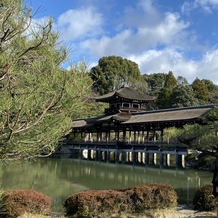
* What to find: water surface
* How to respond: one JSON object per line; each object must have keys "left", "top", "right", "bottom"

{"left": 0, "top": 158, "right": 213, "bottom": 211}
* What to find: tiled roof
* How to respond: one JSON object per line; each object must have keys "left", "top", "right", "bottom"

{"left": 95, "top": 87, "right": 155, "bottom": 102}
{"left": 122, "top": 105, "right": 215, "bottom": 124}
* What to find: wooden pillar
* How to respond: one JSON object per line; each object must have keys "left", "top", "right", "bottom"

{"left": 123, "top": 129, "right": 126, "bottom": 142}
{"left": 146, "top": 130, "right": 149, "bottom": 142}
{"left": 129, "top": 130, "right": 132, "bottom": 143}
{"left": 153, "top": 130, "right": 156, "bottom": 142}
{"left": 142, "top": 131, "right": 145, "bottom": 143}
{"left": 97, "top": 132, "right": 100, "bottom": 142}
{"left": 134, "top": 130, "right": 136, "bottom": 143}
{"left": 137, "top": 131, "right": 140, "bottom": 143}
{"left": 161, "top": 129, "right": 164, "bottom": 142}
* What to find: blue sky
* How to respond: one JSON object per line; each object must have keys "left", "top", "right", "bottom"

{"left": 29, "top": 0, "right": 218, "bottom": 84}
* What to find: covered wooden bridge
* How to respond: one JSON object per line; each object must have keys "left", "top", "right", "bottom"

{"left": 60, "top": 87, "right": 215, "bottom": 167}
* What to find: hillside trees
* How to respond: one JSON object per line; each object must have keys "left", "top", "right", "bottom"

{"left": 89, "top": 56, "right": 147, "bottom": 95}
{"left": 170, "top": 85, "right": 199, "bottom": 108}
{"left": 143, "top": 73, "right": 166, "bottom": 96}
{"left": 202, "top": 79, "right": 218, "bottom": 104}
{"left": 192, "top": 78, "right": 209, "bottom": 104}
{"left": 0, "top": 0, "right": 92, "bottom": 160}
{"left": 156, "top": 71, "right": 177, "bottom": 109}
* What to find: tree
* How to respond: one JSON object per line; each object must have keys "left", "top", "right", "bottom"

{"left": 170, "top": 85, "right": 199, "bottom": 108}
{"left": 202, "top": 79, "right": 218, "bottom": 104}
{"left": 143, "top": 73, "right": 167, "bottom": 96}
{"left": 89, "top": 56, "right": 145, "bottom": 95}
{"left": 177, "top": 76, "right": 189, "bottom": 86}
{"left": 156, "top": 71, "right": 177, "bottom": 109}
{"left": 0, "top": 0, "right": 92, "bottom": 160}
{"left": 163, "top": 71, "right": 177, "bottom": 89}
{"left": 191, "top": 78, "right": 209, "bottom": 104}
{"left": 165, "top": 107, "right": 218, "bottom": 156}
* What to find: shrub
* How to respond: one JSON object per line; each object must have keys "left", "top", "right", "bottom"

{"left": 193, "top": 184, "right": 216, "bottom": 211}
{"left": 0, "top": 189, "right": 51, "bottom": 218}
{"left": 197, "top": 155, "right": 215, "bottom": 170}
{"left": 185, "top": 153, "right": 196, "bottom": 162}
{"left": 64, "top": 183, "right": 178, "bottom": 217}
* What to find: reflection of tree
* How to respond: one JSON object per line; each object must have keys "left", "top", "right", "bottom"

{"left": 0, "top": 159, "right": 88, "bottom": 211}
{"left": 1, "top": 159, "right": 212, "bottom": 209}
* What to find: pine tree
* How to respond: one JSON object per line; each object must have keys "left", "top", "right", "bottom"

{"left": 0, "top": 0, "right": 92, "bottom": 160}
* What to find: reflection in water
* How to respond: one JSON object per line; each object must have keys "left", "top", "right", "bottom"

{"left": 0, "top": 158, "right": 213, "bottom": 211}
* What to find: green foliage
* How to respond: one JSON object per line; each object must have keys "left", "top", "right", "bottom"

{"left": 193, "top": 185, "right": 216, "bottom": 211}
{"left": 163, "top": 71, "right": 177, "bottom": 89}
{"left": 89, "top": 56, "right": 145, "bottom": 95}
{"left": 143, "top": 73, "right": 166, "bottom": 96}
{"left": 197, "top": 154, "right": 216, "bottom": 170}
{"left": 156, "top": 71, "right": 177, "bottom": 109}
{"left": 202, "top": 79, "right": 218, "bottom": 104}
{"left": 170, "top": 85, "right": 199, "bottom": 108}
{"left": 0, "top": 189, "right": 51, "bottom": 217}
{"left": 165, "top": 117, "right": 218, "bottom": 156}
{"left": 0, "top": 0, "right": 92, "bottom": 159}
{"left": 156, "top": 87, "right": 172, "bottom": 109}
{"left": 191, "top": 78, "right": 209, "bottom": 104}
{"left": 176, "top": 76, "right": 189, "bottom": 86}
{"left": 163, "top": 127, "right": 178, "bottom": 143}
{"left": 64, "top": 184, "right": 178, "bottom": 217}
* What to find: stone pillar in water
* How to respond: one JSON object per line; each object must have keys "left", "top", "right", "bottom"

{"left": 165, "top": 154, "right": 170, "bottom": 166}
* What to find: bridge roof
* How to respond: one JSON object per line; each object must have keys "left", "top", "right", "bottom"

{"left": 95, "top": 87, "right": 155, "bottom": 103}
{"left": 122, "top": 104, "right": 215, "bottom": 125}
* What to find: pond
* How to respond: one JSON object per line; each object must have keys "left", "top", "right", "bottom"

{"left": 0, "top": 158, "right": 213, "bottom": 212}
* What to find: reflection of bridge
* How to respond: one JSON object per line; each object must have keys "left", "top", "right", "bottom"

{"left": 58, "top": 159, "right": 209, "bottom": 204}
{"left": 57, "top": 141, "right": 189, "bottom": 168}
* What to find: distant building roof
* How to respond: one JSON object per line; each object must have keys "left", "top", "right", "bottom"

{"left": 95, "top": 87, "right": 155, "bottom": 103}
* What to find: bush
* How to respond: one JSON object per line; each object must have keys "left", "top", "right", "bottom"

{"left": 197, "top": 155, "right": 216, "bottom": 170}
{"left": 0, "top": 189, "right": 51, "bottom": 218}
{"left": 64, "top": 183, "right": 178, "bottom": 217}
{"left": 193, "top": 184, "right": 216, "bottom": 211}
{"left": 185, "top": 153, "right": 196, "bottom": 162}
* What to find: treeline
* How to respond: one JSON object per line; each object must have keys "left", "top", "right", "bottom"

{"left": 89, "top": 55, "right": 218, "bottom": 110}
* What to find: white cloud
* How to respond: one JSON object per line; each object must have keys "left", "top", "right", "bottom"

{"left": 82, "top": 12, "right": 190, "bottom": 58}
{"left": 55, "top": 7, "right": 103, "bottom": 42}
{"left": 129, "top": 49, "right": 197, "bottom": 81}
{"left": 129, "top": 48, "right": 218, "bottom": 85}
{"left": 182, "top": 0, "right": 218, "bottom": 14}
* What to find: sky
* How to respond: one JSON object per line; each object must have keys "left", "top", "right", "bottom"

{"left": 29, "top": 0, "right": 218, "bottom": 84}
